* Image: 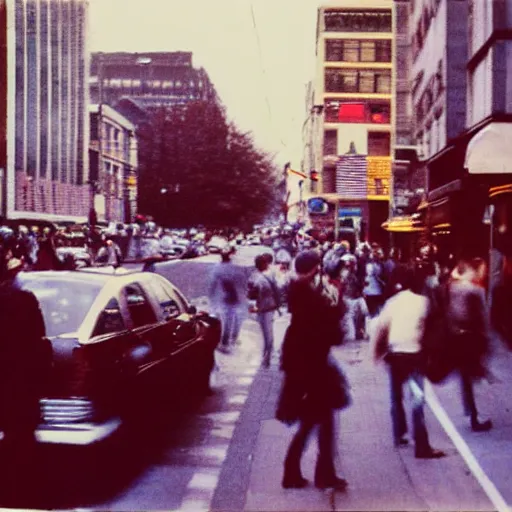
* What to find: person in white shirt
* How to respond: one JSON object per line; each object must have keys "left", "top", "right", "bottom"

{"left": 371, "top": 265, "right": 445, "bottom": 459}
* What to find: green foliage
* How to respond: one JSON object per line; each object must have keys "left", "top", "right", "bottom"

{"left": 136, "top": 99, "right": 280, "bottom": 229}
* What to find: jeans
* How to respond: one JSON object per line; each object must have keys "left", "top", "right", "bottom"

{"left": 387, "top": 352, "right": 430, "bottom": 452}
{"left": 219, "top": 305, "right": 242, "bottom": 348}
{"left": 343, "top": 297, "right": 368, "bottom": 341}
{"left": 257, "top": 310, "right": 274, "bottom": 364}
{"left": 284, "top": 410, "right": 336, "bottom": 483}
{"left": 460, "top": 370, "right": 478, "bottom": 420}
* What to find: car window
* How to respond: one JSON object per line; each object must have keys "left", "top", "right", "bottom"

{"left": 92, "top": 297, "right": 126, "bottom": 337}
{"left": 123, "top": 282, "right": 157, "bottom": 328}
{"left": 146, "top": 278, "right": 183, "bottom": 320}
{"left": 172, "top": 287, "right": 189, "bottom": 312}
{"left": 17, "top": 276, "right": 102, "bottom": 337}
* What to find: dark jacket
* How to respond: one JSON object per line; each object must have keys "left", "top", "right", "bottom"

{"left": 278, "top": 279, "right": 348, "bottom": 423}
{"left": 0, "top": 281, "right": 50, "bottom": 432}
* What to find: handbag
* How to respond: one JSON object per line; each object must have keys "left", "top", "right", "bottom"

{"left": 325, "top": 356, "right": 352, "bottom": 410}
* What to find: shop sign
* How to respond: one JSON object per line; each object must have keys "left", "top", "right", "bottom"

{"left": 307, "top": 197, "right": 329, "bottom": 215}
{"left": 339, "top": 207, "right": 362, "bottom": 218}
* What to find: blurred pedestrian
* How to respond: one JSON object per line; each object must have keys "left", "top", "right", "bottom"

{"left": 274, "top": 247, "right": 293, "bottom": 304}
{"left": 340, "top": 254, "right": 368, "bottom": 341}
{"left": 0, "top": 256, "right": 52, "bottom": 506}
{"left": 277, "top": 250, "right": 350, "bottom": 491}
{"left": 95, "top": 235, "right": 123, "bottom": 268}
{"left": 209, "top": 244, "right": 245, "bottom": 353}
{"left": 363, "top": 247, "right": 386, "bottom": 318}
{"left": 248, "top": 254, "right": 281, "bottom": 367}
{"left": 372, "top": 265, "right": 446, "bottom": 458}
{"left": 492, "top": 256, "right": 512, "bottom": 348}
{"left": 448, "top": 258, "right": 492, "bottom": 432}
{"left": 32, "top": 229, "right": 63, "bottom": 271}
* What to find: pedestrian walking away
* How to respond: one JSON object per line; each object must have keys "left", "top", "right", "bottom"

{"left": 276, "top": 250, "right": 351, "bottom": 491}
{"left": 248, "top": 254, "right": 281, "bottom": 367}
{"left": 448, "top": 257, "right": 493, "bottom": 432}
{"left": 209, "top": 244, "right": 246, "bottom": 353}
{"left": 371, "top": 264, "right": 446, "bottom": 459}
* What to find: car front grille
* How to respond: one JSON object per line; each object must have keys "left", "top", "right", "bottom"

{"left": 40, "top": 398, "right": 96, "bottom": 424}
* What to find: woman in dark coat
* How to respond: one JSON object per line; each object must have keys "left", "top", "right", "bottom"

{"left": 277, "top": 250, "right": 350, "bottom": 491}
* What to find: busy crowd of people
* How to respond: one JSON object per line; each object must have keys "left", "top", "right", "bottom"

{"left": 0, "top": 214, "right": 509, "bottom": 497}
{"left": 208, "top": 232, "right": 506, "bottom": 492}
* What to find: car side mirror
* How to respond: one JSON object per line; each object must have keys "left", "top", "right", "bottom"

{"left": 187, "top": 305, "right": 197, "bottom": 315}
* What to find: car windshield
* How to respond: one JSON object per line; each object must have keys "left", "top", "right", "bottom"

{"left": 17, "top": 275, "right": 104, "bottom": 338}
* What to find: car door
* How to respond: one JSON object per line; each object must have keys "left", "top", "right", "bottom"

{"left": 144, "top": 276, "right": 198, "bottom": 357}
{"left": 121, "top": 282, "right": 163, "bottom": 377}
{"left": 77, "top": 296, "right": 140, "bottom": 417}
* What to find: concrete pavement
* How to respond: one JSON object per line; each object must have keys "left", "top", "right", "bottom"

{"left": 220, "top": 313, "right": 512, "bottom": 512}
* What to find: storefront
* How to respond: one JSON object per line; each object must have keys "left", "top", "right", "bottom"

{"left": 381, "top": 215, "right": 424, "bottom": 262}
{"left": 422, "top": 117, "right": 512, "bottom": 264}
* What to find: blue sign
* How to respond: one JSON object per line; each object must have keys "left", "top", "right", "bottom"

{"left": 339, "top": 207, "right": 362, "bottom": 217}
{"left": 308, "top": 197, "right": 329, "bottom": 215}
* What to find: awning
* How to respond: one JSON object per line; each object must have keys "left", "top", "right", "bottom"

{"left": 465, "top": 122, "right": 512, "bottom": 174}
{"left": 381, "top": 216, "right": 425, "bottom": 233}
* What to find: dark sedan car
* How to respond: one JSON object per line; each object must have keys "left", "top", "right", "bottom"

{"left": 15, "top": 269, "right": 221, "bottom": 445}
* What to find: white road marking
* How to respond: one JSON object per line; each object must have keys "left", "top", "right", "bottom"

{"left": 177, "top": 497, "right": 210, "bottom": 511}
{"left": 202, "top": 411, "right": 240, "bottom": 424}
{"left": 188, "top": 471, "right": 220, "bottom": 491}
{"left": 227, "top": 394, "right": 248, "bottom": 405}
{"left": 410, "top": 379, "right": 510, "bottom": 512}
{"left": 188, "top": 446, "right": 229, "bottom": 464}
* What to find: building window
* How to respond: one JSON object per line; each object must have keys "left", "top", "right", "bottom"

{"left": 367, "top": 131, "right": 390, "bottom": 156}
{"left": 324, "top": 130, "right": 338, "bottom": 155}
{"left": 324, "top": 10, "right": 392, "bottom": 33}
{"left": 325, "top": 69, "right": 357, "bottom": 93}
{"left": 90, "top": 114, "right": 98, "bottom": 140}
{"left": 326, "top": 39, "right": 391, "bottom": 62}
{"left": 324, "top": 99, "right": 391, "bottom": 123}
{"left": 359, "top": 70, "right": 375, "bottom": 93}
{"left": 325, "top": 69, "right": 391, "bottom": 93}
{"left": 375, "top": 72, "right": 391, "bottom": 93}
{"left": 368, "top": 102, "right": 390, "bottom": 123}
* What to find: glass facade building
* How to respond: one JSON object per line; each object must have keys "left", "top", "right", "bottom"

{"left": 7, "top": 0, "right": 90, "bottom": 221}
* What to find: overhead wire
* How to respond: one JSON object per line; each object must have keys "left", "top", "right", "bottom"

{"left": 249, "top": 2, "right": 288, "bottom": 150}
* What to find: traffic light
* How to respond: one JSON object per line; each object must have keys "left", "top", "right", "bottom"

{"left": 310, "top": 170, "right": 319, "bottom": 182}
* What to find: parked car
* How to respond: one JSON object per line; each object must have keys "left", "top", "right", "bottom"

{"left": 159, "top": 236, "right": 185, "bottom": 259}
{"left": 56, "top": 246, "right": 92, "bottom": 269}
{"left": 15, "top": 269, "right": 221, "bottom": 445}
{"left": 206, "top": 235, "right": 228, "bottom": 253}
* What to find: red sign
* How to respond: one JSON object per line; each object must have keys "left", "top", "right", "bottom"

{"left": 339, "top": 103, "right": 365, "bottom": 122}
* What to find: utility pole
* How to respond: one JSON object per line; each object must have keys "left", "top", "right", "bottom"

{"left": 98, "top": 52, "right": 106, "bottom": 222}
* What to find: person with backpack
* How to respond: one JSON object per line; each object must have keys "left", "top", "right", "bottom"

{"left": 209, "top": 244, "right": 246, "bottom": 354}
{"left": 248, "top": 254, "right": 282, "bottom": 367}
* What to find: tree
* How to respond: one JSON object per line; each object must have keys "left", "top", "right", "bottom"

{"left": 136, "top": 98, "right": 280, "bottom": 229}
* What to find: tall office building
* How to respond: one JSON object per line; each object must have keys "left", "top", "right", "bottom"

{"left": 310, "top": 0, "right": 394, "bottom": 245}
{"left": 89, "top": 52, "right": 216, "bottom": 125}
{"left": 6, "top": 0, "right": 90, "bottom": 222}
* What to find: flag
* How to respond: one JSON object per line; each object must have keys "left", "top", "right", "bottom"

{"left": 335, "top": 154, "right": 368, "bottom": 199}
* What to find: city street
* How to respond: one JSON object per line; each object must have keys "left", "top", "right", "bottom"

{"left": 11, "top": 246, "right": 509, "bottom": 512}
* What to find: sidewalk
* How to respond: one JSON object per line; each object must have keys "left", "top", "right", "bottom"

{"left": 239, "top": 317, "right": 512, "bottom": 512}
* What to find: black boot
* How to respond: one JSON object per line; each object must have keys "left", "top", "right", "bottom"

{"left": 282, "top": 470, "right": 308, "bottom": 489}
{"left": 471, "top": 418, "right": 492, "bottom": 432}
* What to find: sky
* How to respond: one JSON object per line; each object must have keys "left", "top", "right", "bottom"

{"left": 87, "top": 0, "right": 323, "bottom": 170}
